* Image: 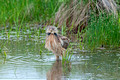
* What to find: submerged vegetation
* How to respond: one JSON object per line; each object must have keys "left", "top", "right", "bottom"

{"left": 0, "top": 0, "right": 120, "bottom": 53}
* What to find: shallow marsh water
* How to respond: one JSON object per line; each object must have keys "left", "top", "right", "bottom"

{"left": 0, "top": 30, "right": 120, "bottom": 80}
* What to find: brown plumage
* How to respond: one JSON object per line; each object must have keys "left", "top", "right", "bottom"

{"left": 45, "top": 26, "right": 70, "bottom": 60}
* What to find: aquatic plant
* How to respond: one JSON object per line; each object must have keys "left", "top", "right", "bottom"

{"left": 0, "top": 0, "right": 62, "bottom": 41}
{"left": 83, "top": 13, "right": 120, "bottom": 50}
{"left": 0, "top": 0, "right": 119, "bottom": 53}
{"left": 62, "top": 44, "right": 73, "bottom": 63}
{"left": 0, "top": 0, "right": 61, "bottom": 25}
{"left": 55, "top": 0, "right": 118, "bottom": 33}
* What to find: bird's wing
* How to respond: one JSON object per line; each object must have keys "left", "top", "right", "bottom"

{"left": 58, "top": 34, "right": 70, "bottom": 49}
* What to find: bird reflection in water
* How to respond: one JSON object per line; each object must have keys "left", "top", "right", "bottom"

{"left": 47, "top": 60, "right": 71, "bottom": 80}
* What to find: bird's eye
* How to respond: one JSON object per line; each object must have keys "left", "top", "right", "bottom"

{"left": 54, "top": 33, "right": 57, "bottom": 36}
{"left": 47, "top": 33, "right": 51, "bottom": 35}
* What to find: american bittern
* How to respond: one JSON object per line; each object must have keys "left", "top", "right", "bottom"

{"left": 45, "top": 26, "right": 69, "bottom": 60}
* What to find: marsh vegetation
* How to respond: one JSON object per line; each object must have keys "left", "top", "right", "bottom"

{"left": 0, "top": 0, "right": 120, "bottom": 79}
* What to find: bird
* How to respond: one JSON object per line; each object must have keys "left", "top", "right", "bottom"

{"left": 45, "top": 26, "right": 70, "bottom": 60}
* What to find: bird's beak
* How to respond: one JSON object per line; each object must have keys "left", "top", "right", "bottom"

{"left": 50, "top": 29, "right": 52, "bottom": 32}
{"left": 51, "top": 32, "right": 54, "bottom": 34}
{"left": 50, "top": 30, "right": 54, "bottom": 34}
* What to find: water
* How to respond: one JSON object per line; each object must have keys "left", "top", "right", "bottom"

{"left": 0, "top": 30, "right": 120, "bottom": 80}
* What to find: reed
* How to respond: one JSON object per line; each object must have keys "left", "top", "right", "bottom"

{"left": 0, "top": 0, "right": 119, "bottom": 53}
{"left": 55, "top": 0, "right": 118, "bottom": 33}
{"left": 83, "top": 12, "right": 120, "bottom": 50}
{"left": 0, "top": 0, "right": 61, "bottom": 26}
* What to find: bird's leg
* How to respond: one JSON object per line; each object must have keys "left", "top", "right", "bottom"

{"left": 56, "top": 56, "right": 59, "bottom": 60}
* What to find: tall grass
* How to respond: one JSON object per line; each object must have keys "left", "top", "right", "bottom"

{"left": 0, "top": 0, "right": 120, "bottom": 52}
{"left": 0, "top": 0, "right": 62, "bottom": 39}
{"left": 55, "top": 0, "right": 118, "bottom": 33}
{"left": 0, "top": 0, "right": 61, "bottom": 26}
{"left": 83, "top": 13, "right": 120, "bottom": 50}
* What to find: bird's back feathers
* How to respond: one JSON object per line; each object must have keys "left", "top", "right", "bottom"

{"left": 58, "top": 34, "right": 70, "bottom": 49}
